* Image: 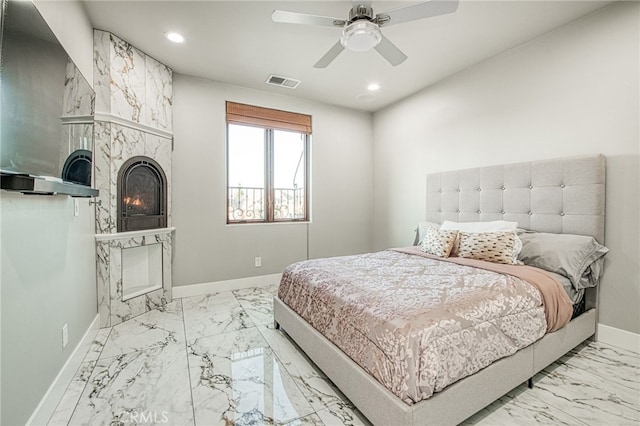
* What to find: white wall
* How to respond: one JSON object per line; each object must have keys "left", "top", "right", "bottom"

{"left": 1, "top": 3, "right": 97, "bottom": 425}
{"left": 373, "top": 2, "right": 639, "bottom": 334}
{"left": 172, "top": 75, "right": 373, "bottom": 286}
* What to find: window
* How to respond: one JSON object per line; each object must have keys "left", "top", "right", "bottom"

{"left": 226, "top": 102, "right": 311, "bottom": 223}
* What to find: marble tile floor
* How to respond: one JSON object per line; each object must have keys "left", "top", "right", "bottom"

{"left": 48, "top": 285, "right": 639, "bottom": 426}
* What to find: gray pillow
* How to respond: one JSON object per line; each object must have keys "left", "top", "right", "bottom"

{"left": 517, "top": 231, "right": 609, "bottom": 290}
{"left": 544, "top": 271, "right": 584, "bottom": 304}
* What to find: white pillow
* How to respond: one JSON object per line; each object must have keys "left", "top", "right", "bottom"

{"left": 441, "top": 220, "right": 522, "bottom": 263}
{"left": 440, "top": 220, "right": 518, "bottom": 232}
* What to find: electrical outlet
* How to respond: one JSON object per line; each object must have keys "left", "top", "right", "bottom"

{"left": 255, "top": 257, "right": 262, "bottom": 267}
{"left": 74, "top": 199, "right": 79, "bottom": 217}
{"left": 62, "top": 324, "right": 69, "bottom": 348}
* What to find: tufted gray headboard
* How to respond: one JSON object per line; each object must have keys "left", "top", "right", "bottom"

{"left": 426, "top": 155, "right": 606, "bottom": 243}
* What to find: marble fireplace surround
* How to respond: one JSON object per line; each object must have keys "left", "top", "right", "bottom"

{"left": 93, "top": 30, "right": 174, "bottom": 328}
{"left": 96, "top": 228, "right": 174, "bottom": 327}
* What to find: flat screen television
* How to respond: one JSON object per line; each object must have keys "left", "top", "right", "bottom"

{"left": 0, "top": 0, "right": 96, "bottom": 196}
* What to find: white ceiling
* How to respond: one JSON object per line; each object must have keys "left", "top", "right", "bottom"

{"left": 82, "top": 0, "right": 612, "bottom": 112}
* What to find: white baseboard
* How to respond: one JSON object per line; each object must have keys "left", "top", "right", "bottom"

{"left": 27, "top": 314, "right": 100, "bottom": 426}
{"left": 597, "top": 323, "right": 640, "bottom": 353}
{"left": 173, "top": 273, "right": 282, "bottom": 299}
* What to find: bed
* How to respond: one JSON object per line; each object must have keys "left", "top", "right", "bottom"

{"left": 273, "top": 154, "right": 606, "bottom": 425}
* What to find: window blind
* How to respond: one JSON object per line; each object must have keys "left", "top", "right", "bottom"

{"left": 226, "top": 101, "right": 312, "bottom": 134}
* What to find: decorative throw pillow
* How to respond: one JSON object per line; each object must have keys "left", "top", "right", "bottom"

{"left": 457, "top": 231, "right": 517, "bottom": 265}
{"left": 421, "top": 228, "right": 458, "bottom": 257}
{"left": 414, "top": 221, "right": 441, "bottom": 245}
{"left": 441, "top": 221, "right": 522, "bottom": 262}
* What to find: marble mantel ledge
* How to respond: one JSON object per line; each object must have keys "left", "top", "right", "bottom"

{"left": 95, "top": 227, "right": 175, "bottom": 241}
{"left": 93, "top": 111, "right": 173, "bottom": 140}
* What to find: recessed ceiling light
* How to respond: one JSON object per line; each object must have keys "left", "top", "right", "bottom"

{"left": 165, "top": 32, "right": 185, "bottom": 44}
{"left": 367, "top": 83, "right": 380, "bottom": 91}
{"left": 357, "top": 93, "right": 376, "bottom": 102}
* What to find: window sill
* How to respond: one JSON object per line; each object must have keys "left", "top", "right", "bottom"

{"left": 226, "top": 220, "right": 311, "bottom": 227}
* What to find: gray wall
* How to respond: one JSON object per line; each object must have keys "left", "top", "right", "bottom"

{"left": 0, "top": 3, "right": 96, "bottom": 425}
{"left": 372, "top": 2, "right": 639, "bottom": 334}
{"left": 0, "top": 195, "right": 97, "bottom": 425}
{"left": 172, "top": 75, "right": 373, "bottom": 286}
{"left": 32, "top": 0, "right": 94, "bottom": 83}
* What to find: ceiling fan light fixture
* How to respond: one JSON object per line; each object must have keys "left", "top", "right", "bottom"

{"left": 340, "top": 20, "right": 381, "bottom": 52}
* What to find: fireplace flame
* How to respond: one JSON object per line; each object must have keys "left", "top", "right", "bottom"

{"left": 124, "top": 196, "right": 144, "bottom": 208}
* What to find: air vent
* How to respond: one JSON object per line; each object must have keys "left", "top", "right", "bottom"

{"left": 266, "top": 74, "right": 301, "bottom": 89}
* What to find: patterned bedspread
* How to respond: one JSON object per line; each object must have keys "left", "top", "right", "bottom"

{"left": 278, "top": 249, "right": 565, "bottom": 405}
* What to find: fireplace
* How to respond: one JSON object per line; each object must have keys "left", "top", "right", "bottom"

{"left": 61, "top": 149, "right": 92, "bottom": 186}
{"left": 117, "top": 156, "right": 167, "bottom": 232}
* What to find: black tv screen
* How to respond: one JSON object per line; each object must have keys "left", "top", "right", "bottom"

{"left": 1, "top": 0, "right": 94, "bottom": 185}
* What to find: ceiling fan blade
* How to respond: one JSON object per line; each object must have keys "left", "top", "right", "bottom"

{"left": 376, "top": 0, "right": 459, "bottom": 27}
{"left": 374, "top": 35, "right": 407, "bottom": 66}
{"left": 272, "top": 10, "right": 346, "bottom": 27}
{"left": 314, "top": 41, "right": 345, "bottom": 68}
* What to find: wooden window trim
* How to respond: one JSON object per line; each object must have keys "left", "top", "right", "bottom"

{"left": 226, "top": 101, "right": 312, "bottom": 134}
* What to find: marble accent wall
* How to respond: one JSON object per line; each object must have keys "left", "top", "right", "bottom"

{"left": 93, "top": 30, "right": 174, "bottom": 328}
{"left": 63, "top": 58, "right": 95, "bottom": 117}
{"left": 59, "top": 59, "right": 95, "bottom": 178}
{"left": 94, "top": 30, "right": 172, "bottom": 131}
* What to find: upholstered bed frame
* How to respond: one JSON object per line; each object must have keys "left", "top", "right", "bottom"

{"left": 274, "top": 154, "right": 605, "bottom": 425}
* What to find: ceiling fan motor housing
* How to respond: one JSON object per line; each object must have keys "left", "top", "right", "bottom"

{"left": 348, "top": 5, "right": 374, "bottom": 22}
{"left": 342, "top": 4, "right": 381, "bottom": 52}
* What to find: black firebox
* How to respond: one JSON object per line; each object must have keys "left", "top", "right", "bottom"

{"left": 117, "top": 156, "right": 167, "bottom": 232}
{"left": 61, "top": 149, "right": 92, "bottom": 186}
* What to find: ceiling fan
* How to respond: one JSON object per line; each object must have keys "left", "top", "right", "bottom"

{"left": 272, "top": 0, "right": 459, "bottom": 68}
